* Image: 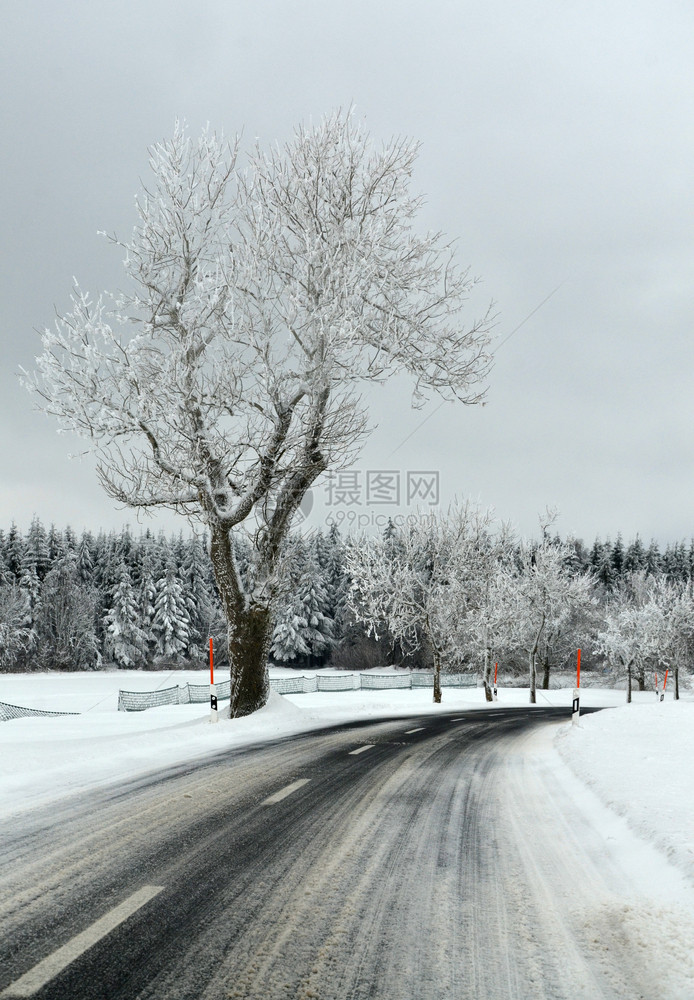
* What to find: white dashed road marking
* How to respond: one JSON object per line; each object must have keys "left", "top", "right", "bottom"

{"left": 1, "top": 885, "right": 164, "bottom": 998}
{"left": 404, "top": 728, "right": 425, "bottom": 734}
{"left": 261, "top": 779, "right": 311, "bottom": 805}
{"left": 348, "top": 745, "right": 375, "bottom": 755}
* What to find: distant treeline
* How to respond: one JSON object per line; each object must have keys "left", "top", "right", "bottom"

{"left": 0, "top": 517, "right": 692, "bottom": 673}
{"left": 562, "top": 534, "right": 694, "bottom": 588}
{"left": 0, "top": 518, "right": 358, "bottom": 672}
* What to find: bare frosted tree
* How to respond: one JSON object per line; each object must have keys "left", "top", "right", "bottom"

{"left": 347, "top": 501, "right": 495, "bottom": 702}
{"left": 0, "top": 586, "right": 35, "bottom": 670}
{"left": 598, "top": 573, "right": 694, "bottom": 702}
{"left": 491, "top": 539, "right": 589, "bottom": 704}
{"left": 455, "top": 520, "right": 516, "bottom": 700}
{"left": 646, "top": 578, "right": 694, "bottom": 700}
{"left": 595, "top": 573, "right": 653, "bottom": 702}
{"left": 24, "top": 111, "right": 493, "bottom": 716}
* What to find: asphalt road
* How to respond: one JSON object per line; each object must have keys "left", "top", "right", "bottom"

{"left": 0, "top": 706, "right": 676, "bottom": 999}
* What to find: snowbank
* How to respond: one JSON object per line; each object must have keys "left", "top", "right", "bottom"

{"left": 556, "top": 697, "right": 694, "bottom": 887}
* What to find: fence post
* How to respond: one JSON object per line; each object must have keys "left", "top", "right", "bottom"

{"left": 572, "top": 648, "right": 581, "bottom": 725}
{"left": 210, "top": 637, "right": 218, "bottom": 723}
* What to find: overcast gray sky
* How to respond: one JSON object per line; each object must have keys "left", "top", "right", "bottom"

{"left": 1, "top": 0, "right": 693, "bottom": 544}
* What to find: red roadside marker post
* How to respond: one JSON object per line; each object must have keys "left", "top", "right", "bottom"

{"left": 493, "top": 662, "right": 498, "bottom": 701}
{"left": 572, "top": 649, "right": 581, "bottom": 725}
{"left": 210, "top": 637, "right": 218, "bottom": 723}
{"left": 660, "top": 669, "right": 668, "bottom": 703}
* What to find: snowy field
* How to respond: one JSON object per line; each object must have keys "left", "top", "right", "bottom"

{"left": 1, "top": 669, "right": 692, "bottom": 897}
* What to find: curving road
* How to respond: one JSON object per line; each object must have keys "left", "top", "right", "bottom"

{"left": 0, "top": 707, "right": 686, "bottom": 999}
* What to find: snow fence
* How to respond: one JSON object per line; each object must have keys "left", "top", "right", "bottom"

{"left": 117, "top": 679, "right": 232, "bottom": 712}
{"left": 117, "top": 671, "right": 478, "bottom": 711}
{"left": 0, "top": 700, "right": 79, "bottom": 722}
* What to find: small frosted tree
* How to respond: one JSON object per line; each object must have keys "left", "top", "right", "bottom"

{"left": 491, "top": 537, "right": 587, "bottom": 704}
{"left": 595, "top": 574, "right": 653, "bottom": 702}
{"left": 35, "top": 554, "right": 100, "bottom": 670}
{"left": 348, "top": 502, "right": 493, "bottom": 702}
{"left": 651, "top": 580, "right": 694, "bottom": 699}
{"left": 617, "top": 575, "right": 694, "bottom": 700}
{"left": 0, "top": 586, "right": 35, "bottom": 670}
{"left": 25, "top": 111, "right": 493, "bottom": 716}
{"left": 455, "top": 520, "right": 516, "bottom": 700}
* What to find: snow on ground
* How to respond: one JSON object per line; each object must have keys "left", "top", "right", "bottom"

{"left": 0, "top": 668, "right": 588, "bottom": 817}
{"left": 556, "top": 697, "right": 694, "bottom": 887}
{"left": 2, "top": 667, "right": 693, "bottom": 902}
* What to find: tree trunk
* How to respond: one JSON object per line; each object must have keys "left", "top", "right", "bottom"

{"left": 637, "top": 675, "right": 645, "bottom": 692}
{"left": 210, "top": 522, "right": 272, "bottom": 717}
{"left": 529, "top": 650, "right": 537, "bottom": 704}
{"left": 227, "top": 604, "right": 272, "bottom": 717}
{"left": 482, "top": 646, "right": 493, "bottom": 702}
{"left": 423, "top": 620, "right": 442, "bottom": 704}
{"left": 431, "top": 643, "right": 442, "bottom": 703}
{"left": 675, "top": 666, "right": 679, "bottom": 700}
{"left": 541, "top": 657, "right": 550, "bottom": 690}
{"left": 627, "top": 663, "right": 632, "bottom": 704}
{"left": 529, "top": 616, "right": 544, "bottom": 704}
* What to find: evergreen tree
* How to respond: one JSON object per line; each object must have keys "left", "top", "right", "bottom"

{"left": 64, "top": 525, "right": 78, "bottom": 553}
{"left": 5, "top": 523, "right": 25, "bottom": 582}
{"left": 296, "top": 570, "right": 335, "bottom": 665}
{"left": 563, "top": 536, "right": 590, "bottom": 577}
{"left": 322, "top": 525, "right": 350, "bottom": 641}
{"left": 0, "top": 547, "right": 13, "bottom": 587}
{"left": 25, "top": 516, "right": 51, "bottom": 580}
{"left": 624, "top": 535, "right": 645, "bottom": 574}
{"left": 103, "top": 563, "right": 148, "bottom": 668}
{"left": 611, "top": 534, "right": 624, "bottom": 579}
{"left": 114, "top": 526, "right": 135, "bottom": 572}
{"left": 47, "top": 523, "right": 66, "bottom": 564}
{"left": 271, "top": 543, "right": 334, "bottom": 666}
{"left": 76, "top": 531, "right": 95, "bottom": 584}
{"left": 18, "top": 561, "right": 41, "bottom": 617}
{"left": 270, "top": 539, "right": 311, "bottom": 664}
{"left": 270, "top": 606, "right": 311, "bottom": 663}
{"left": 152, "top": 562, "right": 190, "bottom": 659}
{"left": 596, "top": 540, "right": 615, "bottom": 591}
{"left": 645, "top": 540, "right": 661, "bottom": 575}
{"left": 669, "top": 541, "right": 689, "bottom": 583}
{"left": 179, "top": 535, "right": 218, "bottom": 660}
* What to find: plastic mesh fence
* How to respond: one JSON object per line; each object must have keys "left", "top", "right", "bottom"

{"left": 359, "top": 673, "right": 412, "bottom": 689}
{"left": 117, "top": 670, "right": 479, "bottom": 710}
{"left": 317, "top": 674, "right": 360, "bottom": 691}
{"left": 410, "top": 672, "right": 478, "bottom": 688}
{"left": 0, "top": 700, "right": 79, "bottom": 722}
{"left": 411, "top": 671, "right": 434, "bottom": 687}
{"left": 270, "top": 675, "right": 318, "bottom": 695}
{"left": 441, "top": 673, "right": 478, "bottom": 688}
{"left": 188, "top": 680, "right": 231, "bottom": 703}
{"left": 117, "top": 685, "right": 183, "bottom": 712}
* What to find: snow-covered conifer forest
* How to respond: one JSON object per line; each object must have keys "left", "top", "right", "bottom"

{"left": 0, "top": 515, "right": 691, "bottom": 703}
